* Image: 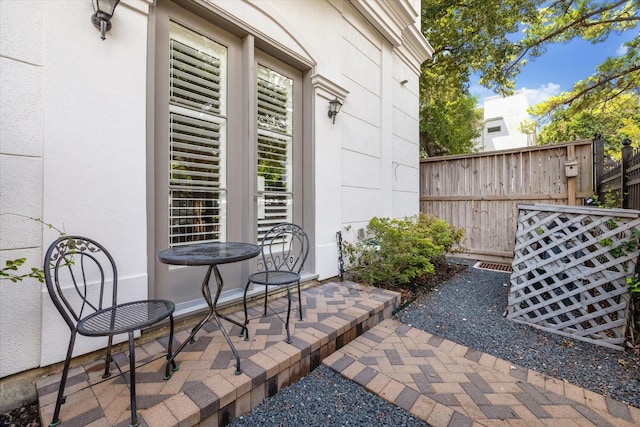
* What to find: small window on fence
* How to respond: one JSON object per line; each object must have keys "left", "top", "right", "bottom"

{"left": 487, "top": 126, "right": 501, "bottom": 133}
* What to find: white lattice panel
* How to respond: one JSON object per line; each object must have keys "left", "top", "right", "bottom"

{"left": 508, "top": 204, "right": 640, "bottom": 350}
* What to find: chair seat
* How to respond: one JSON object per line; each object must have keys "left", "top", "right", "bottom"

{"left": 248, "top": 270, "right": 300, "bottom": 286}
{"left": 78, "top": 300, "right": 175, "bottom": 337}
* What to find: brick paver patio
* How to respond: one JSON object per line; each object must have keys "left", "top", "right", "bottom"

{"left": 325, "top": 318, "right": 640, "bottom": 427}
{"left": 37, "top": 281, "right": 398, "bottom": 426}
{"left": 37, "top": 280, "right": 639, "bottom": 426}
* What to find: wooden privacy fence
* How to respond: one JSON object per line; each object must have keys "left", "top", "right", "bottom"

{"left": 420, "top": 140, "right": 594, "bottom": 262}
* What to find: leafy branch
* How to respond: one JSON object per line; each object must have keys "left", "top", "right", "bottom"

{"left": 0, "top": 214, "right": 66, "bottom": 283}
{"left": 0, "top": 258, "right": 46, "bottom": 283}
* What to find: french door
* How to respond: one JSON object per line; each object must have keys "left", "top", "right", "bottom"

{"left": 152, "top": 2, "right": 302, "bottom": 310}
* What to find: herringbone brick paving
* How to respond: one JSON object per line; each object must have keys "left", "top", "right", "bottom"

{"left": 324, "top": 318, "right": 640, "bottom": 427}
{"left": 36, "top": 280, "right": 639, "bottom": 426}
{"left": 36, "top": 281, "right": 398, "bottom": 426}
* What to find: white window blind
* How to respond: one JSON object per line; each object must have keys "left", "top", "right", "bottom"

{"left": 257, "top": 65, "right": 293, "bottom": 238}
{"left": 169, "top": 22, "right": 227, "bottom": 246}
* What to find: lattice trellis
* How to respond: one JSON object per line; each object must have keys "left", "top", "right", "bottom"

{"left": 508, "top": 203, "right": 640, "bottom": 350}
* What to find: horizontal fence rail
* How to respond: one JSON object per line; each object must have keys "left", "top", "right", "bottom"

{"left": 420, "top": 140, "right": 594, "bottom": 262}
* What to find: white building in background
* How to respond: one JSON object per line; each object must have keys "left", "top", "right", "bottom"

{"left": 0, "top": 0, "right": 431, "bottom": 380}
{"left": 476, "top": 90, "right": 535, "bottom": 151}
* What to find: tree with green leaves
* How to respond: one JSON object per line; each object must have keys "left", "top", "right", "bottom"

{"left": 419, "top": 70, "right": 482, "bottom": 157}
{"left": 532, "top": 92, "right": 640, "bottom": 158}
{"left": 419, "top": 0, "right": 639, "bottom": 156}
{"left": 520, "top": 1, "right": 639, "bottom": 148}
{"left": 419, "top": 0, "right": 542, "bottom": 156}
{"left": 516, "top": 0, "right": 639, "bottom": 122}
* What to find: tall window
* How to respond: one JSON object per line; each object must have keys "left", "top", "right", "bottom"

{"left": 168, "top": 22, "right": 227, "bottom": 246}
{"left": 256, "top": 64, "right": 293, "bottom": 238}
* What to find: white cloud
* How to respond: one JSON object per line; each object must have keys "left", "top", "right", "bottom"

{"left": 523, "top": 83, "right": 561, "bottom": 106}
{"left": 617, "top": 43, "right": 628, "bottom": 56}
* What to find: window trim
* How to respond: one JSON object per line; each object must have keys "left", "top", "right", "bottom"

{"left": 149, "top": 0, "right": 315, "bottom": 304}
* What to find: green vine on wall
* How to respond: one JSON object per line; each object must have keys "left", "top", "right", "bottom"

{"left": 0, "top": 214, "right": 65, "bottom": 283}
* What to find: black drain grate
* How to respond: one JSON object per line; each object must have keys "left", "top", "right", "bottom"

{"left": 473, "top": 262, "right": 513, "bottom": 273}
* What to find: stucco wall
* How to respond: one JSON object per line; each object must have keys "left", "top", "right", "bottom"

{"left": 337, "top": 2, "right": 424, "bottom": 242}
{"left": 0, "top": 0, "right": 45, "bottom": 378}
{"left": 0, "top": 0, "right": 429, "bottom": 377}
{"left": 1, "top": 0, "right": 153, "bottom": 377}
{"left": 39, "top": 0, "right": 152, "bottom": 367}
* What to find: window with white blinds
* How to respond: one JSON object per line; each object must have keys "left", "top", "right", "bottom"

{"left": 169, "top": 22, "right": 227, "bottom": 246}
{"left": 257, "top": 65, "right": 293, "bottom": 238}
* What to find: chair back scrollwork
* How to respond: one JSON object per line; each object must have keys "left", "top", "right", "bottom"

{"left": 44, "top": 236, "right": 118, "bottom": 331}
{"left": 259, "top": 223, "right": 309, "bottom": 274}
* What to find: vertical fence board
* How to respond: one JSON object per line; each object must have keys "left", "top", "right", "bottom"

{"left": 420, "top": 140, "right": 594, "bottom": 262}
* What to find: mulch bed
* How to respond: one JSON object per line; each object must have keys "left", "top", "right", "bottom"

{"left": 0, "top": 402, "right": 40, "bottom": 427}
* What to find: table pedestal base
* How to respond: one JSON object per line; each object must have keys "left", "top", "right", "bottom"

{"left": 166, "top": 265, "right": 245, "bottom": 376}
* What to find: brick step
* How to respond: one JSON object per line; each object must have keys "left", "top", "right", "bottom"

{"left": 37, "top": 281, "right": 400, "bottom": 426}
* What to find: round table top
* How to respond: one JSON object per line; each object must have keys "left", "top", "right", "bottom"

{"left": 158, "top": 241, "right": 261, "bottom": 266}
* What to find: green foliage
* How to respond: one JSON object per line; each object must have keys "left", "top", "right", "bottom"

{"left": 533, "top": 93, "right": 640, "bottom": 156}
{"left": 419, "top": 0, "right": 539, "bottom": 156}
{"left": 0, "top": 214, "right": 65, "bottom": 283}
{"left": 597, "top": 218, "right": 640, "bottom": 259}
{"left": 626, "top": 276, "right": 640, "bottom": 352}
{"left": 420, "top": 70, "right": 482, "bottom": 156}
{"left": 628, "top": 277, "right": 640, "bottom": 295}
{"left": 342, "top": 214, "right": 463, "bottom": 289}
{"left": 421, "top": 0, "right": 540, "bottom": 95}
{"left": 588, "top": 192, "right": 619, "bottom": 209}
{"left": 521, "top": 2, "right": 639, "bottom": 135}
{"left": 512, "top": 1, "right": 638, "bottom": 115}
{"left": 0, "top": 258, "right": 45, "bottom": 283}
{"left": 418, "top": 0, "right": 638, "bottom": 156}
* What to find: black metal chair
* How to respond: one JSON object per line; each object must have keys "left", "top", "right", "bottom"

{"left": 242, "top": 223, "right": 309, "bottom": 343}
{"left": 44, "top": 236, "right": 177, "bottom": 427}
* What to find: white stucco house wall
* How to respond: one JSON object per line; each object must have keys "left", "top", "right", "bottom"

{"left": 476, "top": 90, "right": 535, "bottom": 151}
{"left": 0, "top": 0, "right": 431, "bottom": 382}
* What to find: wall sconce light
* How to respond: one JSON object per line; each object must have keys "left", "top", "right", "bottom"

{"left": 328, "top": 97, "right": 342, "bottom": 124}
{"left": 91, "top": 0, "right": 121, "bottom": 40}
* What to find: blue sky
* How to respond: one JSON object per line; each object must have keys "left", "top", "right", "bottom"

{"left": 469, "top": 30, "right": 637, "bottom": 107}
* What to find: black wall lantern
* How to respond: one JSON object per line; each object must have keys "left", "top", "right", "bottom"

{"left": 91, "top": 0, "right": 121, "bottom": 40}
{"left": 328, "top": 97, "right": 342, "bottom": 124}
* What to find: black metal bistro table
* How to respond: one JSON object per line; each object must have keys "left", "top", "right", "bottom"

{"left": 158, "top": 242, "right": 260, "bottom": 375}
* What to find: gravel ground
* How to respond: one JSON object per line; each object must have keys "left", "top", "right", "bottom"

{"left": 229, "top": 365, "right": 429, "bottom": 427}
{"left": 231, "top": 261, "right": 639, "bottom": 426}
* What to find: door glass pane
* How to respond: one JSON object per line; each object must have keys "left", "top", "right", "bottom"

{"left": 169, "top": 22, "right": 227, "bottom": 246}
{"left": 170, "top": 22, "right": 227, "bottom": 114}
{"left": 169, "top": 110, "right": 226, "bottom": 245}
{"left": 257, "top": 65, "right": 293, "bottom": 239}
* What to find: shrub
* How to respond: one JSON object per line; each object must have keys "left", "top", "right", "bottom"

{"left": 342, "top": 214, "right": 463, "bottom": 289}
